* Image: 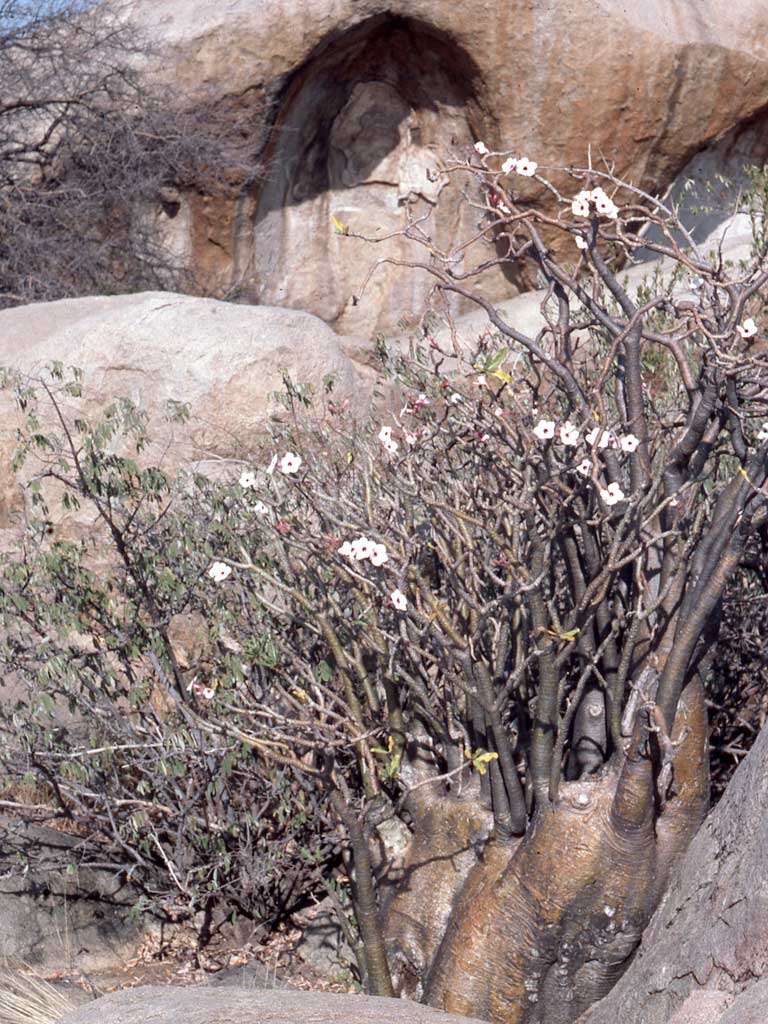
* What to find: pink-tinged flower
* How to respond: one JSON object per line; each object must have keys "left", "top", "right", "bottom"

{"left": 533, "top": 418, "right": 556, "bottom": 440}
{"left": 737, "top": 318, "right": 758, "bottom": 339}
{"left": 239, "top": 469, "right": 257, "bottom": 489}
{"left": 350, "top": 536, "right": 373, "bottom": 561}
{"left": 449, "top": 392, "right": 463, "bottom": 405}
{"left": 479, "top": 433, "right": 491, "bottom": 442}
{"left": 559, "top": 422, "right": 580, "bottom": 446}
{"left": 757, "top": 423, "right": 768, "bottom": 441}
{"left": 576, "top": 458, "right": 592, "bottom": 476}
{"left": 515, "top": 157, "right": 537, "bottom": 177}
{"left": 620, "top": 433, "right": 640, "bottom": 453}
{"left": 208, "top": 561, "right": 231, "bottom": 582}
{"left": 494, "top": 406, "right": 505, "bottom": 418}
{"left": 266, "top": 454, "right": 278, "bottom": 475}
{"left": 413, "top": 392, "right": 431, "bottom": 411}
{"left": 501, "top": 157, "right": 518, "bottom": 174}
{"left": 338, "top": 540, "right": 354, "bottom": 558}
{"left": 279, "top": 452, "right": 302, "bottom": 475}
{"left": 571, "top": 191, "right": 591, "bottom": 217}
{"left": 575, "top": 235, "right": 588, "bottom": 250}
{"left": 253, "top": 500, "right": 270, "bottom": 516}
{"left": 600, "top": 482, "right": 625, "bottom": 506}
{"left": 390, "top": 588, "right": 408, "bottom": 611}
{"left": 369, "top": 543, "right": 389, "bottom": 567}
{"left": 586, "top": 427, "right": 612, "bottom": 449}
{"left": 404, "top": 430, "right": 418, "bottom": 447}
{"left": 474, "top": 141, "right": 489, "bottom": 156}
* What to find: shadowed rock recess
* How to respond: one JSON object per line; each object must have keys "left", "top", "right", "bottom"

{"left": 133, "top": 0, "right": 768, "bottom": 334}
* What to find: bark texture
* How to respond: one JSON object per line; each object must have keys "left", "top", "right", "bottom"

{"left": 577, "top": 711, "right": 768, "bottom": 1024}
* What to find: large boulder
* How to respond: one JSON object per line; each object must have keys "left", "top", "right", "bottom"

{"left": 0, "top": 820, "right": 148, "bottom": 972}
{"left": 576, "top": 703, "right": 768, "bottom": 1024}
{"left": 131, "top": 0, "right": 768, "bottom": 335}
{"left": 57, "top": 987, "right": 486, "bottom": 1024}
{"left": 0, "top": 291, "right": 373, "bottom": 531}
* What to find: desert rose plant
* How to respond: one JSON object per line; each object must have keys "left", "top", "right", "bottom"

{"left": 0, "top": 149, "right": 767, "bottom": 1022}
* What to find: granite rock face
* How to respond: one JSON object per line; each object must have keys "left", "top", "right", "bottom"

{"left": 132, "top": 0, "right": 768, "bottom": 334}
{"left": 576, "top": 702, "right": 768, "bottom": 1024}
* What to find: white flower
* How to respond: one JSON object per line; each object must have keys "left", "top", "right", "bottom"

{"left": 383, "top": 437, "right": 400, "bottom": 455}
{"left": 600, "top": 482, "right": 625, "bottom": 506}
{"left": 576, "top": 458, "right": 592, "bottom": 476}
{"left": 757, "top": 423, "right": 768, "bottom": 441}
{"left": 338, "top": 540, "right": 354, "bottom": 558}
{"left": 737, "top": 317, "right": 758, "bottom": 339}
{"left": 589, "top": 187, "right": 608, "bottom": 203}
{"left": 575, "top": 235, "right": 588, "bottom": 250}
{"left": 414, "top": 392, "right": 431, "bottom": 409}
{"left": 200, "top": 686, "right": 216, "bottom": 701}
{"left": 390, "top": 588, "right": 408, "bottom": 611}
{"left": 266, "top": 454, "right": 278, "bottom": 475}
{"left": 279, "top": 451, "right": 302, "bottom": 475}
{"left": 239, "top": 469, "right": 257, "bottom": 489}
{"left": 620, "top": 433, "right": 640, "bottom": 453}
{"left": 586, "top": 427, "right": 612, "bottom": 449}
{"left": 449, "top": 392, "right": 463, "bottom": 405}
{"left": 498, "top": 203, "right": 512, "bottom": 215}
{"left": 559, "top": 422, "right": 580, "bottom": 446}
{"left": 253, "top": 500, "right": 270, "bottom": 516}
{"left": 533, "top": 418, "right": 556, "bottom": 440}
{"left": 571, "top": 195, "right": 590, "bottom": 218}
{"left": 350, "top": 536, "right": 372, "bottom": 561}
{"left": 494, "top": 406, "right": 505, "bottom": 418}
{"left": 479, "top": 433, "right": 490, "bottom": 442}
{"left": 404, "top": 430, "right": 418, "bottom": 447}
{"left": 595, "top": 194, "right": 619, "bottom": 219}
{"left": 474, "top": 141, "right": 489, "bottom": 155}
{"left": 515, "top": 157, "right": 537, "bottom": 177}
{"left": 369, "top": 543, "right": 389, "bottom": 567}
{"left": 501, "top": 157, "right": 518, "bottom": 174}
{"left": 378, "top": 425, "right": 393, "bottom": 444}
{"left": 208, "top": 561, "right": 232, "bottom": 583}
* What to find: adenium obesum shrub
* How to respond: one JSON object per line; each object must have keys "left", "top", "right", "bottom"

{"left": 0, "top": 151, "right": 767, "bottom": 1016}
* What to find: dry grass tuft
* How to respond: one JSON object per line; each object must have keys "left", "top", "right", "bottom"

{"left": 0, "top": 962, "right": 74, "bottom": 1024}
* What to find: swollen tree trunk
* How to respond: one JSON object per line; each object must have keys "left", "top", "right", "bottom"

{"left": 382, "top": 679, "right": 709, "bottom": 1024}
{"left": 577, "top": 709, "right": 768, "bottom": 1024}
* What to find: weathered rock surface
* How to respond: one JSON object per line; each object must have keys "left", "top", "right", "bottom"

{"left": 0, "top": 291, "right": 372, "bottom": 529}
{"left": 57, "top": 987, "right": 486, "bottom": 1024}
{"left": 576, "top": 705, "right": 768, "bottom": 1024}
{"left": 0, "top": 820, "right": 148, "bottom": 972}
{"left": 131, "top": 0, "right": 768, "bottom": 334}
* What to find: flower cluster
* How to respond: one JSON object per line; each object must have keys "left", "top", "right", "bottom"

{"left": 338, "top": 536, "right": 389, "bottom": 566}
{"left": 378, "top": 426, "right": 399, "bottom": 455}
{"left": 571, "top": 186, "right": 619, "bottom": 220}
{"left": 533, "top": 418, "right": 639, "bottom": 453}
{"left": 502, "top": 155, "right": 538, "bottom": 177}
